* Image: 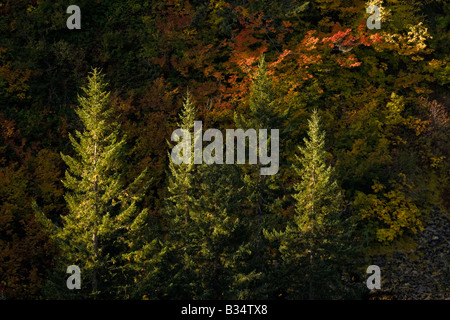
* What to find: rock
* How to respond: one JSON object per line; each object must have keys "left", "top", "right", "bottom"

{"left": 368, "top": 209, "right": 450, "bottom": 300}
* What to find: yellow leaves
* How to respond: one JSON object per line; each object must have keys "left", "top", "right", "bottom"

{"left": 381, "top": 92, "right": 430, "bottom": 142}
{"left": 0, "top": 48, "right": 35, "bottom": 100}
{"left": 365, "top": 0, "right": 392, "bottom": 23}
{"left": 354, "top": 174, "right": 423, "bottom": 243}
{"left": 386, "top": 93, "right": 404, "bottom": 120}
{"left": 372, "top": 181, "right": 385, "bottom": 193}
{"left": 382, "top": 22, "right": 432, "bottom": 58}
{"left": 427, "top": 59, "right": 444, "bottom": 71}
{"left": 183, "top": 27, "right": 197, "bottom": 36}
{"left": 406, "top": 23, "right": 432, "bottom": 48}
{"left": 408, "top": 117, "right": 429, "bottom": 136}
{"left": 430, "top": 156, "right": 445, "bottom": 168}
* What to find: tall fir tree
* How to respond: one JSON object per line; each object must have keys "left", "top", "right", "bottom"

{"left": 235, "top": 55, "right": 289, "bottom": 298}
{"left": 236, "top": 55, "right": 288, "bottom": 130}
{"left": 265, "top": 110, "right": 361, "bottom": 299}
{"left": 159, "top": 91, "right": 198, "bottom": 299}
{"left": 36, "top": 69, "right": 154, "bottom": 299}
{"left": 162, "top": 92, "right": 258, "bottom": 299}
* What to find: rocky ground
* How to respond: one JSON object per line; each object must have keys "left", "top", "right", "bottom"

{"left": 368, "top": 209, "right": 449, "bottom": 300}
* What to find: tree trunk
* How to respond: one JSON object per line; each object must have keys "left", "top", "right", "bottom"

{"left": 309, "top": 250, "right": 314, "bottom": 300}
{"left": 92, "top": 141, "right": 99, "bottom": 295}
{"left": 92, "top": 232, "right": 98, "bottom": 294}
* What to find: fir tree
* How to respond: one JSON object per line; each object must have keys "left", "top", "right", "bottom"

{"left": 235, "top": 56, "right": 288, "bottom": 298}
{"left": 236, "top": 55, "right": 288, "bottom": 130}
{"left": 159, "top": 91, "right": 198, "bottom": 298}
{"left": 36, "top": 69, "right": 153, "bottom": 298}
{"left": 187, "top": 163, "right": 258, "bottom": 299}
{"left": 265, "top": 110, "right": 360, "bottom": 299}
{"left": 162, "top": 92, "right": 258, "bottom": 299}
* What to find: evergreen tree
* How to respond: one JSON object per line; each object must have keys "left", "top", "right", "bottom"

{"left": 159, "top": 91, "right": 198, "bottom": 299}
{"left": 265, "top": 110, "right": 360, "bottom": 299}
{"left": 235, "top": 56, "right": 289, "bottom": 298}
{"left": 162, "top": 92, "right": 258, "bottom": 299}
{"left": 236, "top": 55, "right": 288, "bottom": 130}
{"left": 36, "top": 69, "right": 153, "bottom": 299}
{"left": 186, "top": 163, "right": 259, "bottom": 299}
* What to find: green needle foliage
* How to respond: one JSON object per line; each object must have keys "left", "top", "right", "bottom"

{"left": 36, "top": 69, "right": 153, "bottom": 299}
{"left": 265, "top": 110, "right": 362, "bottom": 299}
{"left": 235, "top": 56, "right": 288, "bottom": 298}
{"left": 162, "top": 93, "right": 258, "bottom": 299}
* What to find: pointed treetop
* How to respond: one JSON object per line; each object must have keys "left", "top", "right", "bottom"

{"left": 178, "top": 89, "right": 197, "bottom": 130}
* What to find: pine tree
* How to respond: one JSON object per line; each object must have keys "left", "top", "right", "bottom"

{"left": 165, "top": 91, "right": 197, "bottom": 234}
{"left": 158, "top": 91, "right": 198, "bottom": 298}
{"left": 236, "top": 55, "right": 287, "bottom": 130}
{"left": 36, "top": 69, "right": 153, "bottom": 298}
{"left": 265, "top": 110, "right": 359, "bottom": 299}
{"left": 162, "top": 92, "right": 258, "bottom": 299}
{"left": 235, "top": 55, "right": 288, "bottom": 298}
{"left": 187, "top": 163, "right": 259, "bottom": 299}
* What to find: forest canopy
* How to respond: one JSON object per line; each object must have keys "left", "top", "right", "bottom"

{"left": 0, "top": 0, "right": 448, "bottom": 300}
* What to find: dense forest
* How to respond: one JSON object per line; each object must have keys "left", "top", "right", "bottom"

{"left": 0, "top": 0, "right": 448, "bottom": 300}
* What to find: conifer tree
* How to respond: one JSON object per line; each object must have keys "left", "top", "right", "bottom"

{"left": 265, "top": 110, "right": 360, "bottom": 299}
{"left": 236, "top": 55, "right": 287, "bottom": 130}
{"left": 159, "top": 92, "right": 198, "bottom": 298}
{"left": 165, "top": 91, "right": 197, "bottom": 235}
{"left": 36, "top": 69, "right": 153, "bottom": 298}
{"left": 186, "top": 163, "right": 259, "bottom": 299}
{"left": 235, "top": 56, "right": 288, "bottom": 298}
{"left": 162, "top": 92, "right": 258, "bottom": 299}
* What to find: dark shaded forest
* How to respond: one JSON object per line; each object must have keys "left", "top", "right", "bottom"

{"left": 0, "top": 0, "right": 448, "bottom": 300}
